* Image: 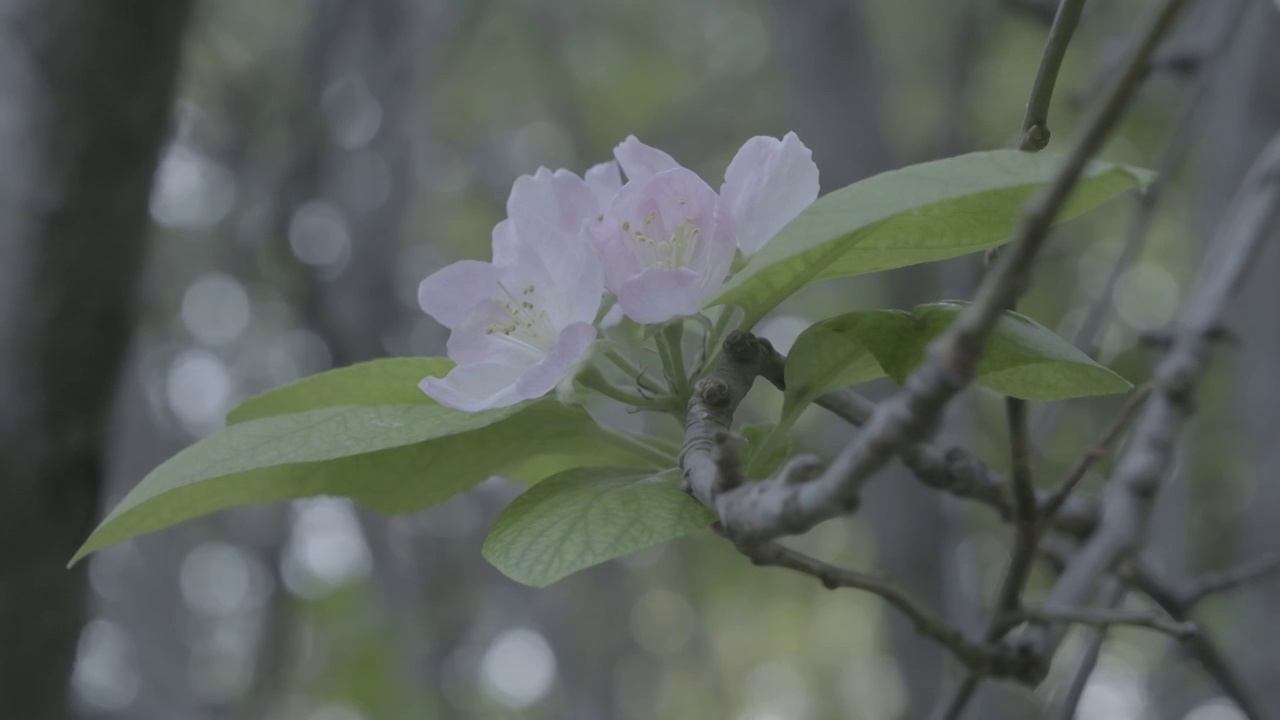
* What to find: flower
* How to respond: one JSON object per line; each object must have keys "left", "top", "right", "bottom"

{"left": 719, "top": 132, "right": 819, "bottom": 255}
{"left": 494, "top": 163, "right": 621, "bottom": 267}
{"left": 417, "top": 165, "right": 616, "bottom": 411}
{"left": 594, "top": 133, "right": 818, "bottom": 324}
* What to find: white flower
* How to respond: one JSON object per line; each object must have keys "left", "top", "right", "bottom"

{"left": 416, "top": 165, "right": 616, "bottom": 411}
{"left": 594, "top": 134, "right": 819, "bottom": 324}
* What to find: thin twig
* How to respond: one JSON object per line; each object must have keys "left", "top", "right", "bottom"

{"left": 1133, "top": 564, "right": 1268, "bottom": 720}
{"left": 679, "top": 335, "right": 1031, "bottom": 681}
{"left": 1006, "top": 605, "right": 1196, "bottom": 639}
{"left": 1018, "top": 0, "right": 1089, "bottom": 150}
{"left": 1055, "top": 580, "right": 1127, "bottom": 720}
{"left": 1009, "top": 128, "right": 1280, "bottom": 685}
{"left": 932, "top": 4, "right": 1191, "bottom": 716}
{"left": 700, "top": 0, "right": 1189, "bottom": 550}
{"left": 1183, "top": 554, "right": 1280, "bottom": 607}
{"left": 738, "top": 540, "right": 1021, "bottom": 676}
{"left": 1033, "top": 0, "right": 1252, "bottom": 441}
{"left": 998, "top": 397, "right": 1040, "bottom": 615}
{"left": 801, "top": 384, "right": 1101, "bottom": 536}
{"left": 939, "top": 397, "right": 1042, "bottom": 720}
{"left": 1040, "top": 383, "right": 1152, "bottom": 523}
{"left": 1074, "top": 0, "right": 1250, "bottom": 359}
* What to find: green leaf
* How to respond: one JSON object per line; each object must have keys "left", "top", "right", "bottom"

{"left": 740, "top": 423, "right": 793, "bottom": 478}
{"left": 74, "top": 397, "right": 658, "bottom": 565}
{"left": 708, "top": 151, "right": 1154, "bottom": 326}
{"left": 783, "top": 302, "right": 1130, "bottom": 418}
{"left": 780, "top": 324, "right": 884, "bottom": 429}
{"left": 482, "top": 467, "right": 712, "bottom": 587}
{"left": 228, "top": 357, "right": 450, "bottom": 424}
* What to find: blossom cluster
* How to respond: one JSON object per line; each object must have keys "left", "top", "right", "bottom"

{"left": 418, "top": 133, "right": 819, "bottom": 411}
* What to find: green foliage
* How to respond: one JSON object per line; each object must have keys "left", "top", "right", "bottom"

{"left": 72, "top": 360, "right": 661, "bottom": 564}
{"left": 227, "top": 357, "right": 451, "bottom": 423}
{"left": 708, "top": 150, "right": 1155, "bottom": 326}
{"left": 83, "top": 149, "right": 1153, "bottom": 575}
{"left": 482, "top": 467, "right": 713, "bottom": 587}
{"left": 782, "top": 302, "right": 1130, "bottom": 426}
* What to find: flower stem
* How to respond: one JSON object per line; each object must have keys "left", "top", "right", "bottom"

{"left": 657, "top": 322, "right": 691, "bottom": 400}
{"left": 576, "top": 366, "right": 672, "bottom": 411}
{"left": 604, "top": 350, "right": 663, "bottom": 395}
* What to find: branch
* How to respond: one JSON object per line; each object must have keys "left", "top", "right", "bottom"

{"left": 1065, "top": 0, "right": 1252, "bottom": 362}
{"left": 995, "top": 396, "right": 1040, "bottom": 612}
{"left": 1009, "top": 129, "right": 1280, "bottom": 678}
{"left": 1133, "top": 564, "right": 1268, "bottom": 720}
{"left": 1018, "top": 0, "right": 1089, "bottom": 150}
{"left": 793, "top": 384, "right": 1101, "bottom": 536}
{"left": 1055, "top": 580, "right": 1126, "bottom": 720}
{"left": 679, "top": 335, "right": 1036, "bottom": 682}
{"left": 1040, "top": 383, "right": 1152, "bottom": 523}
{"left": 1182, "top": 554, "right": 1280, "bottom": 607}
{"left": 698, "top": 0, "right": 1189, "bottom": 549}
{"left": 735, "top": 540, "right": 1026, "bottom": 677}
{"left": 1006, "top": 604, "right": 1196, "bottom": 640}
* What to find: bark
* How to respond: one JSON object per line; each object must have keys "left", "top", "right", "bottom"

{"left": 0, "top": 2, "right": 192, "bottom": 719}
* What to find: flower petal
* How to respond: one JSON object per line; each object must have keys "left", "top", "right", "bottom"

{"left": 513, "top": 321, "right": 598, "bottom": 399}
{"left": 420, "top": 362, "right": 525, "bottom": 411}
{"left": 699, "top": 202, "right": 736, "bottom": 294}
{"left": 566, "top": 228, "right": 606, "bottom": 325}
{"left": 617, "top": 267, "right": 704, "bottom": 324}
{"left": 446, "top": 299, "right": 545, "bottom": 366}
{"left": 506, "top": 167, "right": 597, "bottom": 260}
{"left": 720, "top": 132, "right": 819, "bottom": 254}
{"left": 608, "top": 167, "right": 721, "bottom": 271}
{"left": 594, "top": 214, "right": 644, "bottom": 293}
{"left": 613, "top": 135, "right": 680, "bottom": 184}
{"left": 418, "top": 260, "right": 500, "bottom": 329}
{"left": 491, "top": 219, "right": 518, "bottom": 266}
{"left": 584, "top": 160, "right": 622, "bottom": 208}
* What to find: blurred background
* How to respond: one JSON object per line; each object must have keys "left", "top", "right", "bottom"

{"left": 2, "top": 0, "right": 1278, "bottom": 718}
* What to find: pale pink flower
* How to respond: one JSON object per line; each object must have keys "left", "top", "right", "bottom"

{"left": 594, "top": 133, "right": 819, "bottom": 324}
{"left": 416, "top": 164, "right": 617, "bottom": 411}
{"left": 719, "top": 132, "right": 819, "bottom": 255}
{"left": 418, "top": 240, "right": 602, "bottom": 411}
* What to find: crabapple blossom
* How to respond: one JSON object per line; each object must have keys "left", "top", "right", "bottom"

{"left": 594, "top": 133, "right": 818, "bottom": 324}
{"left": 418, "top": 240, "right": 602, "bottom": 411}
{"left": 719, "top": 131, "right": 819, "bottom": 255}
{"left": 595, "top": 164, "right": 736, "bottom": 324}
{"left": 417, "top": 164, "right": 617, "bottom": 412}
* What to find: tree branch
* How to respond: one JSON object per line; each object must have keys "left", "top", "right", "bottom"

{"left": 777, "top": 377, "right": 1100, "bottom": 536}
{"left": 995, "top": 396, "right": 1040, "bottom": 615}
{"left": 1055, "top": 580, "right": 1126, "bottom": 720}
{"left": 1006, "top": 604, "right": 1197, "bottom": 639}
{"left": 730, "top": 535, "right": 1025, "bottom": 677}
{"left": 1182, "top": 554, "right": 1280, "bottom": 607}
{"left": 680, "top": 334, "right": 1036, "bottom": 682}
{"left": 1133, "top": 564, "right": 1268, "bottom": 719}
{"left": 695, "top": 0, "right": 1188, "bottom": 549}
{"left": 1008, "top": 128, "right": 1280, "bottom": 680}
{"left": 1040, "top": 383, "right": 1152, "bottom": 523}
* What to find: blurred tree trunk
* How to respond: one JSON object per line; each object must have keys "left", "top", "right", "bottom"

{"left": 1212, "top": 1, "right": 1280, "bottom": 712}
{"left": 0, "top": 2, "right": 191, "bottom": 719}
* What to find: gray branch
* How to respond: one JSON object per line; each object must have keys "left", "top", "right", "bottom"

{"left": 1006, "top": 605, "right": 1197, "bottom": 640}
{"left": 687, "top": 0, "right": 1190, "bottom": 549}
{"left": 1008, "top": 129, "right": 1280, "bottom": 676}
